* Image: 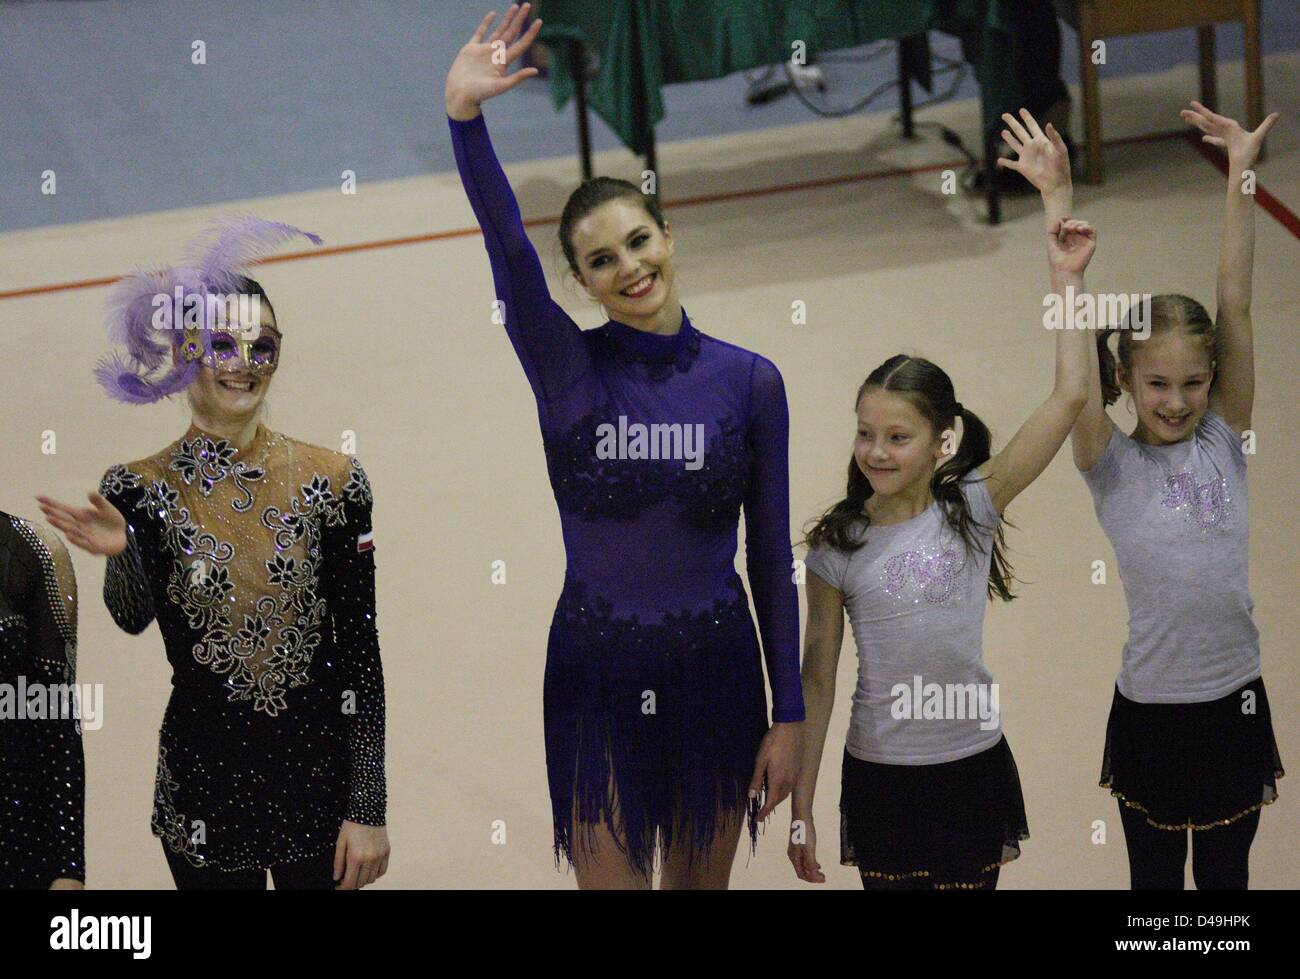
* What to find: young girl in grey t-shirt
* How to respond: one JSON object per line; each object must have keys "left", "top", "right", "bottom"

{"left": 790, "top": 109, "right": 1095, "bottom": 890}
{"left": 1070, "top": 103, "right": 1282, "bottom": 890}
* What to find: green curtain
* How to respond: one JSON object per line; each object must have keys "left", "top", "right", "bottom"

{"left": 540, "top": 0, "right": 1022, "bottom": 156}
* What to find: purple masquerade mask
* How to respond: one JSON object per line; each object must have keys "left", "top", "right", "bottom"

{"left": 205, "top": 325, "right": 282, "bottom": 376}
{"left": 94, "top": 217, "right": 322, "bottom": 404}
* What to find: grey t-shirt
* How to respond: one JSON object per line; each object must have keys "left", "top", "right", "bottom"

{"left": 805, "top": 474, "right": 1004, "bottom": 765}
{"left": 1081, "top": 409, "right": 1259, "bottom": 703}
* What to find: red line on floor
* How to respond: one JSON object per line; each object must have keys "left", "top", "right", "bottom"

{"left": 1185, "top": 131, "right": 1300, "bottom": 239}
{"left": 2, "top": 127, "right": 1295, "bottom": 302}
{"left": 0, "top": 158, "right": 966, "bottom": 301}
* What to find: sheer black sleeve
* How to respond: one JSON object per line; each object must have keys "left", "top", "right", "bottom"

{"left": 321, "top": 459, "right": 387, "bottom": 826}
{"left": 98, "top": 466, "right": 157, "bottom": 635}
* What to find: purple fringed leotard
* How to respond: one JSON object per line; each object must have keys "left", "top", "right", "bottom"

{"left": 450, "top": 112, "right": 805, "bottom": 875}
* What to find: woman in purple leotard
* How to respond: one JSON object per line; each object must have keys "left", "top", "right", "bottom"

{"left": 446, "top": 5, "right": 805, "bottom": 889}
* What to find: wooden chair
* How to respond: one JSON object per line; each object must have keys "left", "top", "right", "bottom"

{"left": 1053, "top": 0, "right": 1264, "bottom": 183}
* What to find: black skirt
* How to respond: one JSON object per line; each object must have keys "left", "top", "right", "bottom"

{"left": 1101, "top": 675, "right": 1283, "bottom": 830}
{"left": 839, "top": 735, "right": 1029, "bottom": 889}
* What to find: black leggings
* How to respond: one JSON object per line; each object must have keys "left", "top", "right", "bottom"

{"left": 163, "top": 844, "right": 339, "bottom": 891}
{"left": 859, "top": 866, "right": 1000, "bottom": 891}
{"left": 1119, "top": 803, "right": 1260, "bottom": 890}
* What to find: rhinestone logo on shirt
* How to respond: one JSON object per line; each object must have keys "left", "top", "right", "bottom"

{"left": 1160, "top": 470, "right": 1230, "bottom": 531}
{"left": 881, "top": 546, "right": 964, "bottom": 604}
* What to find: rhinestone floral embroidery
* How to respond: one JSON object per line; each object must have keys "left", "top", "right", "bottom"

{"left": 112, "top": 443, "right": 357, "bottom": 717}
{"left": 169, "top": 432, "right": 266, "bottom": 510}
{"left": 152, "top": 746, "right": 204, "bottom": 867}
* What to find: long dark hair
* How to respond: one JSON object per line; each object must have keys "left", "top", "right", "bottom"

{"left": 558, "top": 176, "right": 667, "bottom": 277}
{"left": 802, "top": 354, "right": 1016, "bottom": 602}
{"left": 1096, "top": 294, "right": 1217, "bottom": 405}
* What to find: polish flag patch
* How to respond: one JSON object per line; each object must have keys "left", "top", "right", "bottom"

{"left": 356, "top": 530, "right": 375, "bottom": 553}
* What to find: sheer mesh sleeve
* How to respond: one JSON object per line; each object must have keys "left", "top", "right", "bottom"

{"left": 742, "top": 357, "right": 805, "bottom": 723}
{"left": 322, "top": 458, "right": 387, "bottom": 826}
{"left": 98, "top": 467, "right": 156, "bottom": 635}
{"left": 449, "top": 112, "right": 591, "bottom": 405}
{"left": 18, "top": 521, "right": 86, "bottom": 884}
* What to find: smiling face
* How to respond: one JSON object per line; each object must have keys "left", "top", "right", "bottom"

{"left": 1120, "top": 330, "right": 1214, "bottom": 445}
{"left": 568, "top": 197, "right": 676, "bottom": 324}
{"left": 184, "top": 294, "right": 278, "bottom": 425}
{"left": 854, "top": 388, "right": 949, "bottom": 499}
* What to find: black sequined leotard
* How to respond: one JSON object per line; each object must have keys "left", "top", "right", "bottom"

{"left": 98, "top": 423, "right": 386, "bottom": 871}
{"left": 1, "top": 513, "right": 85, "bottom": 888}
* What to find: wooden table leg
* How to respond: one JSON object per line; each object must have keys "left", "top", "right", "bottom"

{"left": 1244, "top": 0, "right": 1265, "bottom": 161}
{"left": 1078, "top": 9, "right": 1103, "bottom": 184}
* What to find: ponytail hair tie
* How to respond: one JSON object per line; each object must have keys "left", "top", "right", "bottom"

{"left": 951, "top": 401, "right": 964, "bottom": 416}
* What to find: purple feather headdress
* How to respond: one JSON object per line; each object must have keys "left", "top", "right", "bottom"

{"left": 94, "top": 217, "right": 323, "bottom": 404}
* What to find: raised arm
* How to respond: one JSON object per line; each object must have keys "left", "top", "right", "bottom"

{"left": 1181, "top": 101, "right": 1278, "bottom": 435}
{"left": 999, "top": 109, "right": 1112, "bottom": 472}
{"left": 998, "top": 108, "right": 1073, "bottom": 226}
{"left": 981, "top": 109, "right": 1093, "bottom": 510}
{"left": 446, "top": 5, "right": 590, "bottom": 403}
{"left": 1070, "top": 314, "right": 1118, "bottom": 471}
{"left": 787, "top": 568, "right": 844, "bottom": 884}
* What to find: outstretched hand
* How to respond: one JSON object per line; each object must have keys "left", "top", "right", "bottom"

{"left": 35, "top": 492, "right": 127, "bottom": 557}
{"left": 445, "top": 4, "right": 544, "bottom": 121}
{"left": 1046, "top": 218, "right": 1096, "bottom": 278}
{"left": 997, "top": 108, "right": 1072, "bottom": 198}
{"left": 1181, "top": 101, "right": 1278, "bottom": 170}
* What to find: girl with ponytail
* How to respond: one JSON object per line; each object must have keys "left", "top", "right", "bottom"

{"left": 790, "top": 109, "right": 1094, "bottom": 889}
{"left": 1071, "top": 105, "right": 1282, "bottom": 890}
